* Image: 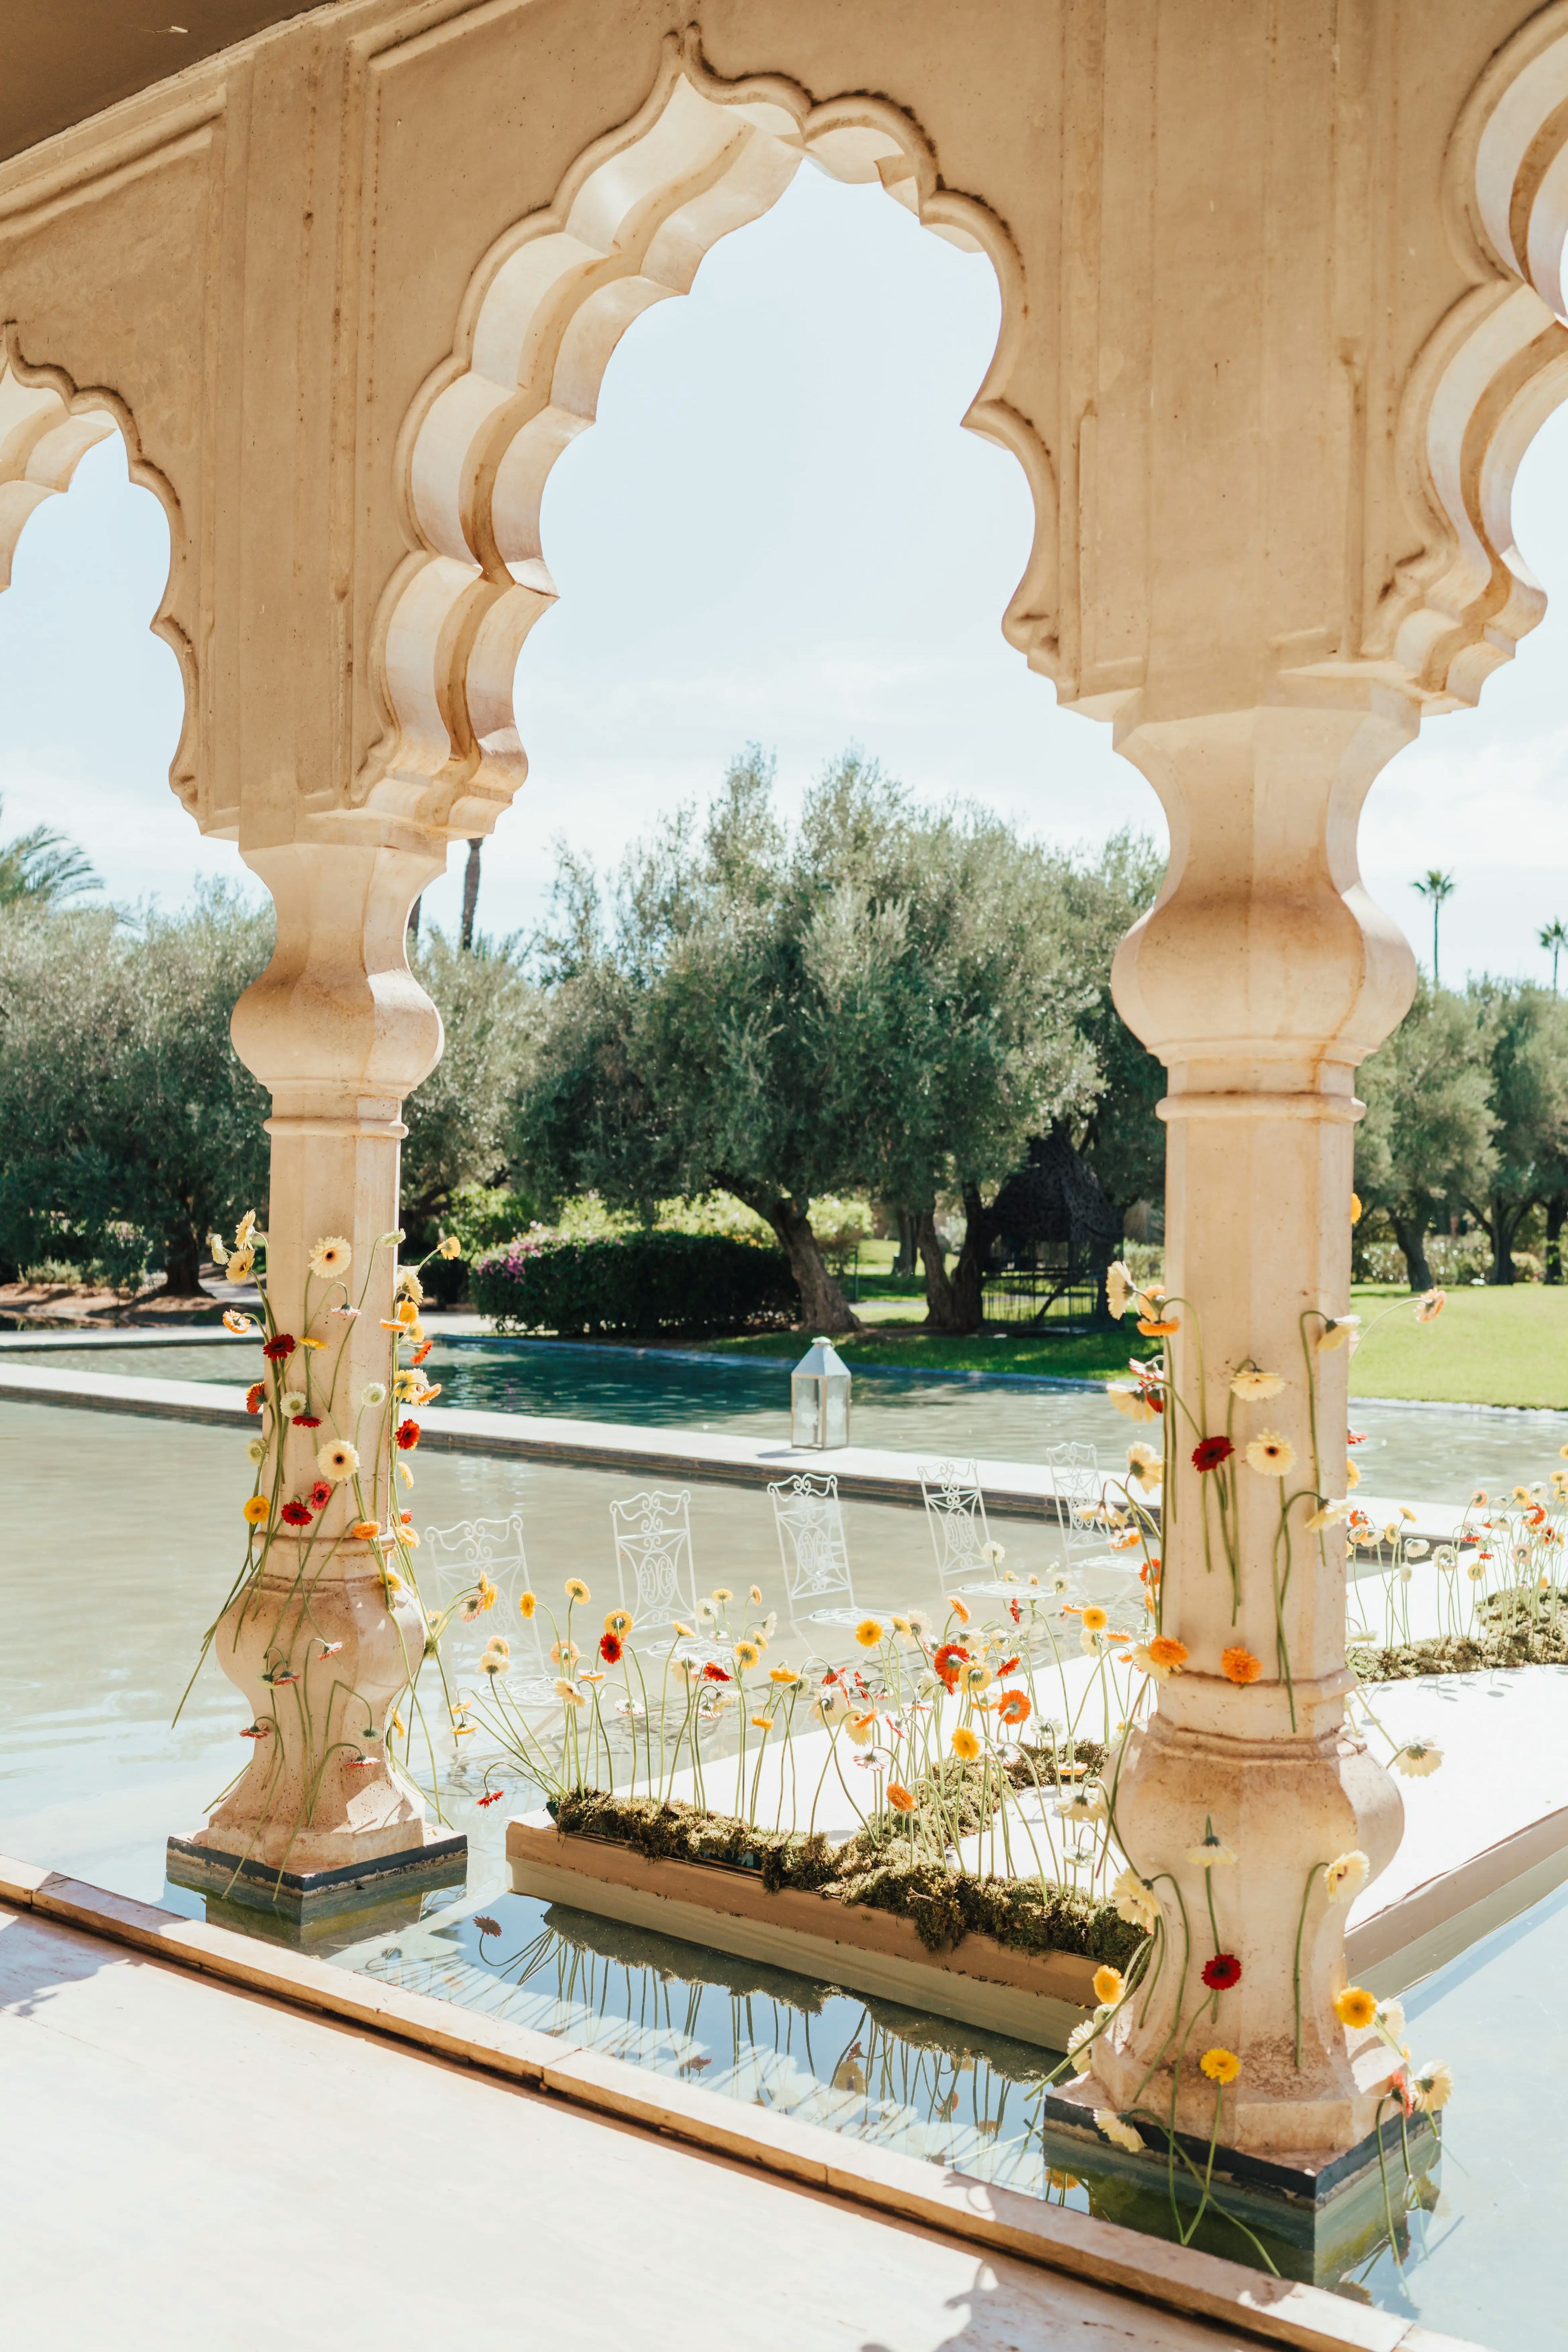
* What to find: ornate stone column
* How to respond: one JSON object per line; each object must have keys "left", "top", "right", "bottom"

{"left": 169, "top": 836, "right": 462, "bottom": 1900}
{"left": 1085, "top": 691, "right": 1418, "bottom": 2159}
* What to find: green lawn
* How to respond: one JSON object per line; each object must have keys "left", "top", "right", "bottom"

{"left": 666, "top": 1281, "right": 1568, "bottom": 1409}
{"left": 1338, "top": 1282, "right": 1568, "bottom": 1409}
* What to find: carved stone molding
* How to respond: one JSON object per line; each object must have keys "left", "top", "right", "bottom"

{"left": 361, "top": 31, "right": 1058, "bottom": 842}
{"left": 0, "top": 333, "right": 197, "bottom": 817}
{"left": 1362, "top": 4, "right": 1568, "bottom": 713}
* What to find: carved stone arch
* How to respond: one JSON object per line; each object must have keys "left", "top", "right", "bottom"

{"left": 0, "top": 330, "right": 197, "bottom": 819}
{"left": 1374, "top": 5, "right": 1568, "bottom": 711}
{"left": 362, "top": 32, "right": 1058, "bottom": 842}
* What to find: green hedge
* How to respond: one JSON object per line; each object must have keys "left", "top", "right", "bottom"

{"left": 469, "top": 1229, "right": 796, "bottom": 1336}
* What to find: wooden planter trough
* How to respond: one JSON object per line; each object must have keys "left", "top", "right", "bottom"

{"left": 506, "top": 1811, "right": 1098, "bottom": 2047}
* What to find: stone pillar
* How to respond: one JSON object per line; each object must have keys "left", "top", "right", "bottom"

{"left": 1087, "top": 693, "right": 1417, "bottom": 2157}
{"left": 173, "top": 836, "right": 457, "bottom": 1891}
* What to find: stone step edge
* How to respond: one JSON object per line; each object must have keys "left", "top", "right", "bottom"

{"left": 0, "top": 1852, "right": 1472, "bottom": 2352}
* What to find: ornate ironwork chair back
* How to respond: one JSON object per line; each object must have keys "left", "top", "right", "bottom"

{"left": 609, "top": 1488, "right": 698, "bottom": 1637}
{"left": 917, "top": 1458, "right": 992, "bottom": 1583}
{"left": 768, "top": 1471, "right": 855, "bottom": 1618}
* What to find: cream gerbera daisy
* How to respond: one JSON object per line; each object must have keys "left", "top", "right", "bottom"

{"left": 308, "top": 1236, "right": 352, "bottom": 1279}
{"left": 1245, "top": 1431, "right": 1296, "bottom": 1477}
{"left": 1229, "top": 1365, "right": 1285, "bottom": 1400}
{"left": 1323, "top": 1850, "right": 1369, "bottom": 1903}
{"left": 316, "top": 1438, "right": 360, "bottom": 1482}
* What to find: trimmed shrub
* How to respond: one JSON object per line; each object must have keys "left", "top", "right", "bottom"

{"left": 469, "top": 1229, "right": 795, "bottom": 1336}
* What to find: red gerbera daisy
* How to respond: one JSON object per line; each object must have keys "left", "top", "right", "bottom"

{"left": 280, "top": 1499, "right": 314, "bottom": 1527}
{"left": 1192, "top": 1435, "right": 1234, "bottom": 1474}
{"left": 933, "top": 1641, "right": 969, "bottom": 1681}
{"left": 263, "top": 1334, "right": 296, "bottom": 1362}
{"left": 395, "top": 1419, "right": 420, "bottom": 1450}
{"left": 599, "top": 1631, "right": 624, "bottom": 1666}
{"left": 702, "top": 1662, "right": 731, "bottom": 1683}
{"left": 475, "top": 1793, "right": 504, "bottom": 1811}
{"left": 245, "top": 1381, "right": 265, "bottom": 1414}
{"left": 296, "top": 1414, "right": 322, "bottom": 1430}
{"left": 308, "top": 1481, "right": 333, "bottom": 1510}
{"left": 474, "top": 1914, "right": 503, "bottom": 1933}
{"left": 1202, "top": 1953, "right": 1242, "bottom": 1991}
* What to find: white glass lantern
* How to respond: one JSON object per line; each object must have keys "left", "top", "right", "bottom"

{"left": 791, "top": 1336, "right": 851, "bottom": 1449}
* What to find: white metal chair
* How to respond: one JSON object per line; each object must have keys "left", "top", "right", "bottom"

{"left": 1045, "top": 1442, "right": 1147, "bottom": 1617}
{"left": 769, "top": 1471, "right": 858, "bottom": 1626}
{"left": 918, "top": 1459, "right": 996, "bottom": 1592}
{"left": 425, "top": 1511, "right": 554, "bottom": 1702}
{"left": 609, "top": 1488, "right": 701, "bottom": 1644}
{"left": 1045, "top": 1443, "right": 1107, "bottom": 1568}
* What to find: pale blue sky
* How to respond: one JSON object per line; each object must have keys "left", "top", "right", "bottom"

{"left": 2, "top": 163, "right": 1566, "bottom": 985}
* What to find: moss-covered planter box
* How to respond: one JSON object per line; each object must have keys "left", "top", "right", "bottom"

{"left": 506, "top": 1811, "right": 1097, "bottom": 2047}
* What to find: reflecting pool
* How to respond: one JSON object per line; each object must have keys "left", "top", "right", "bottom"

{"left": 23, "top": 1333, "right": 1568, "bottom": 1503}
{"left": 1, "top": 1388, "right": 1557, "bottom": 2346}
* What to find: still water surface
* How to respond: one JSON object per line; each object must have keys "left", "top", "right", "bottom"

{"left": 31, "top": 1332, "right": 1568, "bottom": 1503}
{"left": 0, "top": 1390, "right": 1556, "bottom": 2342}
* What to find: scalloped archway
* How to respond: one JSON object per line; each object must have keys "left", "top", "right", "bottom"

{"left": 1378, "top": 3, "right": 1568, "bottom": 712}
{"left": 361, "top": 35, "right": 1056, "bottom": 845}
{"left": 0, "top": 334, "right": 196, "bottom": 818}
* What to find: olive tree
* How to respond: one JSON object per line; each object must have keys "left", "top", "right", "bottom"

{"left": 1354, "top": 980, "right": 1496, "bottom": 1290}
{"left": 509, "top": 751, "right": 1100, "bottom": 1333}
{"left": 0, "top": 886, "right": 272, "bottom": 1292}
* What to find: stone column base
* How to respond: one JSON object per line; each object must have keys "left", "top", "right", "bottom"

{"left": 166, "top": 1826, "right": 467, "bottom": 1921}
{"left": 1045, "top": 2071, "right": 1438, "bottom": 2286}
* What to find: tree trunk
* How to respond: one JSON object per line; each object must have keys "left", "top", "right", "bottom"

{"left": 916, "top": 1200, "right": 988, "bottom": 1333}
{"left": 1547, "top": 1196, "right": 1567, "bottom": 1285}
{"left": 717, "top": 1177, "right": 861, "bottom": 1333}
{"left": 893, "top": 1209, "right": 917, "bottom": 1277}
{"left": 953, "top": 1186, "right": 993, "bottom": 1329}
{"left": 915, "top": 1210, "right": 962, "bottom": 1330}
{"left": 1390, "top": 1212, "right": 1434, "bottom": 1293}
{"left": 163, "top": 1237, "right": 205, "bottom": 1297}
{"left": 1487, "top": 1193, "right": 1530, "bottom": 1284}
{"left": 460, "top": 839, "right": 483, "bottom": 950}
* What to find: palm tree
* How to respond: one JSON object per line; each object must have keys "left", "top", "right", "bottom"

{"left": 1413, "top": 869, "right": 1456, "bottom": 987}
{"left": 0, "top": 796, "right": 98, "bottom": 910}
{"left": 1541, "top": 917, "right": 1568, "bottom": 993}
{"left": 460, "top": 837, "right": 483, "bottom": 951}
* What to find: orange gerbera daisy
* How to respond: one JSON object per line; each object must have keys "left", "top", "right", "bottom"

{"left": 1221, "top": 1646, "right": 1263, "bottom": 1686}
{"left": 1147, "top": 1635, "right": 1189, "bottom": 1670}
{"left": 997, "top": 1690, "right": 1032, "bottom": 1727}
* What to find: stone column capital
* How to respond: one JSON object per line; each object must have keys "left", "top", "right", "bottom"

{"left": 1109, "top": 697, "right": 1421, "bottom": 1098}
